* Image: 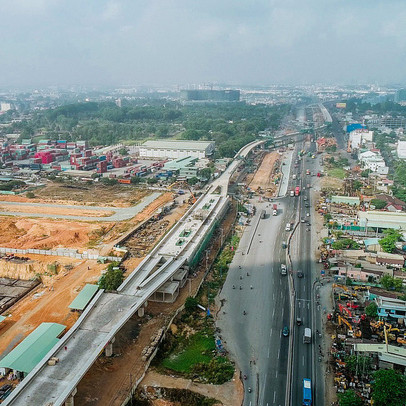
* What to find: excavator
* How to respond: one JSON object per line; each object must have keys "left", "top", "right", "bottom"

{"left": 167, "top": 180, "right": 197, "bottom": 204}
{"left": 338, "top": 315, "right": 362, "bottom": 338}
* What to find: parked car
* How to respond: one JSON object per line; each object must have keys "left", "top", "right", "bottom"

{"left": 282, "top": 326, "right": 289, "bottom": 337}
{"left": 297, "top": 270, "right": 304, "bottom": 278}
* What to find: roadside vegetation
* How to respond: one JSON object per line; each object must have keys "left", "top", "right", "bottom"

{"left": 98, "top": 261, "right": 123, "bottom": 291}
{"left": 153, "top": 233, "right": 241, "bottom": 384}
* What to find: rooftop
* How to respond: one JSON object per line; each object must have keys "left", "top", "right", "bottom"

{"left": 0, "top": 322, "right": 65, "bottom": 374}
{"left": 68, "top": 284, "right": 99, "bottom": 311}
{"left": 142, "top": 139, "right": 214, "bottom": 151}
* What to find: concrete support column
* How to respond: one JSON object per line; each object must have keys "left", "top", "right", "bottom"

{"left": 137, "top": 306, "right": 145, "bottom": 317}
{"left": 64, "top": 387, "right": 77, "bottom": 406}
{"left": 144, "top": 300, "right": 148, "bottom": 308}
{"left": 104, "top": 337, "right": 116, "bottom": 357}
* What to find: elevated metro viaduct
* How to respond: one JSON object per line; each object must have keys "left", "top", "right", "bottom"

{"left": 4, "top": 140, "right": 265, "bottom": 406}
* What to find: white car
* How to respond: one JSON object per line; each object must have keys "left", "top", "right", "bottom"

{"left": 306, "top": 212, "right": 310, "bottom": 217}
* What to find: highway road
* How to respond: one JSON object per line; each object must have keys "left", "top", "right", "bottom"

{"left": 219, "top": 138, "right": 326, "bottom": 406}
{"left": 289, "top": 140, "right": 324, "bottom": 406}
{"left": 218, "top": 149, "right": 301, "bottom": 406}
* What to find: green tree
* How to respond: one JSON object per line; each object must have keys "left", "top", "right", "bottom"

{"left": 119, "top": 147, "right": 128, "bottom": 155}
{"left": 372, "top": 369, "right": 406, "bottom": 406}
{"left": 344, "top": 355, "right": 371, "bottom": 376}
{"left": 379, "top": 229, "right": 402, "bottom": 253}
{"left": 361, "top": 169, "right": 371, "bottom": 178}
{"left": 98, "top": 266, "right": 123, "bottom": 291}
{"left": 353, "top": 180, "right": 363, "bottom": 191}
{"left": 185, "top": 296, "right": 198, "bottom": 313}
{"left": 188, "top": 177, "right": 199, "bottom": 186}
{"left": 381, "top": 274, "right": 395, "bottom": 290}
{"left": 101, "top": 177, "right": 118, "bottom": 186}
{"left": 147, "top": 177, "right": 158, "bottom": 184}
{"left": 371, "top": 199, "right": 387, "bottom": 209}
{"left": 338, "top": 390, "right": 363, "bottom": 406}
{"left": 200, "top": 167, "right": 212, "bottom": 180}
{"left": 131, "top": 176, "right": 143, "bottom": 184}
{"left": 365, "top": 302, "right": 378, "bottom": 318}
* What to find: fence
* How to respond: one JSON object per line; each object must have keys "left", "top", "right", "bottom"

{"left": 0, "top": 246, "right": 121, "bottom": 262}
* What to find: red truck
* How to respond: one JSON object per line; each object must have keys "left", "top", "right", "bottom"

{"left": 272, "top": 203, "right": 278, "bottom": 216}
{"left": 295, "top": 186, "right": 300, "bottom": 197}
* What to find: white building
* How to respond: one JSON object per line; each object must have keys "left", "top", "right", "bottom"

{"left": 0, "top": 102, "right": 12, "bottom": 112}
{"left": 359, "top": 150, "right": 387, "bottom": 172}
{"left": 349, "top": 129, "right": 374, "bottom": 150}
{"left": 397, "top": 140, "right": 406, "bottom": 159}
{"left": 139, "top": 140, "right": 215, "bottom": 159}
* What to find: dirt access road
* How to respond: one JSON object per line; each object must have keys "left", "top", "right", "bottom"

{"left": 141, "top": 370, "right": 243, "bottom": 406}
{"left": 248, "top": 151, "right": 280, "bottom": 197}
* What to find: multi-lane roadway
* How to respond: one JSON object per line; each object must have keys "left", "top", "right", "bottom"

{"left": 219, "top": 139, "right": 324, "bottom": 405}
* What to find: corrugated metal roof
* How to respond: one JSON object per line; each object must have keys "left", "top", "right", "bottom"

{"left": 142, "top": 139, "right": 213, "bottom": 151}
{"left": 69, "top": 284, "right": 99, "bottom": 311}
{"left": 0, "top": 322, "right": 65, "bottom": 373}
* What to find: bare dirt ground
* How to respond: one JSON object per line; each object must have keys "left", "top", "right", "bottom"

{"left": 248, "top": 151, "right": 280, "bottom": 196}
{"left": 75, "top": 205, "right": 238, "bottom": 406}
{"left": 321, "top": 176, "right": 344, "bottom": 192}
{"left": 0, "top": 183, "right": 151, "bottom": 208}
{"left": 0, "top": 257, "right": 105, "bottom": 356}
{"left": 0, "top": 204, "right": 114, "bottom": 217}
{"left": 141, "top": 370, "right": 243, "bottom": 406}
{"left": 0, "top": 218, "right": 102, "bottom": 250}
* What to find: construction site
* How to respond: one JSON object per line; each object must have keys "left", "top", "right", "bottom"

{"left": 322, "top": 282, "right": 406, "bottom": 404}
{"left": 0, "top": 181, "right": 191, "bottom": 397}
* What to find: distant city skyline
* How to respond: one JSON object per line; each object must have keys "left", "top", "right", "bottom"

{"left": 1, "top": 0, "right": 406, "bottom": 87}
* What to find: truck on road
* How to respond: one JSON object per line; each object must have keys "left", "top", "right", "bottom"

{"left": 303, "top": 328, "right": 312, "bottom": 344}
{"left": 260, "top": 209, "right": 266, "bottom": 219}
{"left": 295, "top": 186, "right": 300, "bottom": 197}
{"left": 272, "top": 203, "right": 278, "bottom": 216}
{"left": 302, "top": 378, "right": 312, "bottom": 405}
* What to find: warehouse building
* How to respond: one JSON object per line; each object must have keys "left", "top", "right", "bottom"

{"left": 139, "top": 140, "right": 215, "bottom": 159}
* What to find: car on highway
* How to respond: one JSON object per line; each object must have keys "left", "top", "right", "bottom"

{"left": 305, "top": 203, "right": 310, "bottom": 208}
{"left": 282, "top": 326, "right": 289, "bottom": 337}
{"left": 282, "top": 241, "right": 287, "bottom": 249}
{"left": 280, "top": 264, "right": 287, "bottom": 275}
{"left": 304, "top": 196, "right": 307, "bottom": 201}
{"left": 301, "top": 218, "right": 305, "bottom": 223}
{"left": 296, "top": 317, "right": 302, "bottom": 326}
{"left": 297, "top": 270, "right": 304, "bottom": 278}
{"left": 306, "top": 212, "right": 310, "bottom": 217}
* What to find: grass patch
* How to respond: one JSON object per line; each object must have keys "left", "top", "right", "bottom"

{"left": 327, "top": 168, "right": 346, "bottom": 179}
{"left": 161, "top": 331, "right": 215, "bottom": 373}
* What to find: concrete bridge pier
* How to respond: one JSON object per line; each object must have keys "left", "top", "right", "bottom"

{"left": 105, "top": 337, "right": 116, "bottom": 357}
{"left": 137, "top": 301, "right": 148, "bottom": 317}
{"left": 64, "top": 387, "right": 77, "bottom": 406}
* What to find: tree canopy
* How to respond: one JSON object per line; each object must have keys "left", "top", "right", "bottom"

{"left": 372, "top": 369, "right": 406, "bottom": 406}
{"left": 379, "top": 229, "right": 402, "bottom": 253}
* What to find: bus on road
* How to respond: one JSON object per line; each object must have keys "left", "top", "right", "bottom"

{"left": 295, "top": 186, "right": 300, "bottom": 196}
{"left": 303, "top": 378, "right": 312, "bottom": 405}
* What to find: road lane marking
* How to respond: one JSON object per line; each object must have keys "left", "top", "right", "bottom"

{"left": 273, "top": 391, "right": 276, "bottom": 403}
{"left": 270, "top": 328, "right": 273, "bottom": 336}
{"left": 302, "top": 356, "right": 305, "bottom": 366}
{"left": 272, "top": 308, "right": 275, "bottom": 318}
{"left": 275, "top": 370, "right": 278, "bottom": 378}
{"left": 304, "top": 285, "right": 306, "bottom": 292}
{"left": 278, "top": 348, "right": 280, "bottom": 359}
{"left": 282, "top": 308, "right": 284, "bottom": 318}
{"left": 268, "top": 347, "right": 270, "bottom": 358}
{"left": 273, "top": 293, "right": 275, "bottom": 300}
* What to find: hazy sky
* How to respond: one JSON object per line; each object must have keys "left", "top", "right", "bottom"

{"left": 1, "top": 0, "right": 406, "bottom": 87}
